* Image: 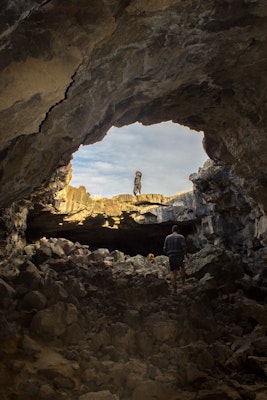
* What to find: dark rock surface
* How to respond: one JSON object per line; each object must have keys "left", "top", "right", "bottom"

{"left": 0, "top": 0, "right": 267, "bottom": 213}
{"left": 0, "top": 238, "right": 266, "bottom": 399}
{"left": 0, "top": 3, "right": 267, "bottom": 398}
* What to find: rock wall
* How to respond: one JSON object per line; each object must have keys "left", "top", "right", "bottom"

{"left": 190, "top": 160, "right": 267, "bottom": 270}
{"left": 0, "top": 164, "right": 71, "bottom": 260}
{"left": 0, "top": 0, "right": 267, "bottom": 213}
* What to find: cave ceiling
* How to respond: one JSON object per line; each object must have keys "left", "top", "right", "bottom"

{"left": 0, "top": 0, "right": 267, "bottom": 210}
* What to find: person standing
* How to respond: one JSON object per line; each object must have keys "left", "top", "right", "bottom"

{"left": 163, "top": 225, "right": 187, "bottom": 292}
{"left": 133, "top": 171, "right": 142, "bottom": 196}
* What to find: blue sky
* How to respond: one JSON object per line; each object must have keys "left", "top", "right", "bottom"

{"left": 70, "top": 121, "right": 208, "bottom": 198}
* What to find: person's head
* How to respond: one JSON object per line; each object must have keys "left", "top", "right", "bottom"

{"left": 172, "top": 225, "right": 179, "bottom": 233}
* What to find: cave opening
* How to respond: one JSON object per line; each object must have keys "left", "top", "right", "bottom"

{"left": 70, "top": 121, "right": 207, "bottom": 198}
{"left": 26, "top": 122, "right": 206, "bottom": 256}
{"left": 26, "top": 210, "right": 198, "bottom": 257}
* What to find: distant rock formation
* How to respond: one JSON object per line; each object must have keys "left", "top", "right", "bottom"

{"left": 27, "top": 169, "right": 196, "bottom": 256}
{"left": 54, "top": 184, "right": 195, "bottom": 226}
{"left": 24, "top": 160, "right": 267, "bottom": 270}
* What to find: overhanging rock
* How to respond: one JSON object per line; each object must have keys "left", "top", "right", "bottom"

{"left": 0, "top": 1, "right": 267, "bottom": 212}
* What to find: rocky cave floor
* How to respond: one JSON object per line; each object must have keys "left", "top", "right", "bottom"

{"left": 0, "top": 238, "right": 267, "bottom": 400}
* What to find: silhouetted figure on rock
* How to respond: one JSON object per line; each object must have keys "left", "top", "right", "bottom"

{"left": 133, "top": 171, "right": 142, "bottom": 196}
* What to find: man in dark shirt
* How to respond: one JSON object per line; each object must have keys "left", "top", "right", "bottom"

{"left": 163, "top": 225, "right": 187, "bottom": 292}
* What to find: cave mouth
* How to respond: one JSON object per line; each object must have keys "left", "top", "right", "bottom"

{"left": 53, "top": 222, "right": 197, "bottom": 256}
{"left": 25, "top": 121, "right": 207, "bottom": 256}
{"left": 26, "top": 208, "right": 197, "bottom": 257}
{"left": 26, "top": 121, "right": 205, "bottom": 256}
{"left": 70, "top": 121, "right": 207, "bottom": 198}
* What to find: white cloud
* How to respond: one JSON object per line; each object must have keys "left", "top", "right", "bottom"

{"left": 70, "top": 122, "right": 208, "bottom": 198}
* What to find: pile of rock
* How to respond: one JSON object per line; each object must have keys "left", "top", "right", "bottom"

{"left": 0, "top": 238, "right": 266, "bottom": 400}
{"left": 190, "top": 160, "right": 267, "bottom": 270}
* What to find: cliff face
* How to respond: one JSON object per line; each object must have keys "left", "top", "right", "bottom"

{"left": 27, "top": 180, "right": 196, "bottom": 256}
{"left": 25, "top": 161, "right": 266, "bottom": 269}
{"left": 0, "top": 0, "right": 267, "bottom": 214}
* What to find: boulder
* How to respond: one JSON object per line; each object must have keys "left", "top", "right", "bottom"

{"left": 88, "top": 249, "right": 110, "bottom": 263}
{"left": 0, "top": 312, "right": 17, "bottom": 339}
{"left": 36, "top": 349, "right": 77, "bottom": 392}
{"left": 79, "top": 391, "right": 119, "bottom": 400}
{"left": 246, "top": 356, "right": 267, "bottom": 378}
{"left": 63, "top": 277, "right": 87, "bottom": 299}
{"left": 233, "top": 297, "right": 267, "bottom": 326}
{"left": 132, "top": 380, "right": 174, "bottom": 400}
{"left": 186, "top": 244, "right": 244, "bottom": 282}
{"left": 127, "top": 255, "right": 146, "bottom": 270}
{"left": 0, "top": 278, "right": 16, "bottom": 308}
{"left": 21, "top": 290, "right": 47, "bottom": 311}
{"left": 55, "top": 238, "right": 76, "bottom": 255}
{"left": 33, "top": 245, "right": 52, "bottom": 265}
{"left": 30, "top": 301, "right": 78, "bottom": 338}
{"left": 16, "top": 260, "right": 43, "bottom": 290}
{"left": 49, "top": 243, "right": 66, "bottom": 259}
{"left": 24, "top": 244, "right": 36, "bottom": 257}
{"left": 151, "top": 321, "right": 179, "bottom": 343}
{"left": 48, "top": 258, "right": 72, "bottom": 272}
{"left": 19, "top": 334, "right": 42, "bottom": 357}
{"left": 63, "top": 323, "right": 86, "bottom": 345}
{"left": 110, "top": 250, "right": 125, "bottom": 262}
{"left": 225, "top": 338, "right": 253, "bottom": 369}
{"left": 90, "top": 330, "right": 110, "bottom": 352}
{"left": 42, "top": 281, "right": 68, "bottom": 305}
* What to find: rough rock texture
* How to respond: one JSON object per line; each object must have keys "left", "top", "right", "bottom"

{"left": 26, "top": 161, "right": 267, "bottom": 269}
{"left": 0, "top": 0, "right": 267, "bottom": 214}
{"left": 0, "top": 238, "right": 267, "bottom": 400}
{"left": 190, "top": 159, "right": 267, "bottom": 269}
{"left": 1, "top": 4, "right": 267, "bottom": 397}
{"left": 24, "top": 164, "right": 196, "bottom": 255}
{"left": 53, "top": 175, "right": 193, "bottom": 222}
{"left": 0, "top": 164, "right": 71, "bottom": 260}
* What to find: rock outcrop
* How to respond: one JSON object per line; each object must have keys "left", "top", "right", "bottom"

{"left": 0, "top": 237, "right": 266, "bottom": 400}
{"left": 0, "top": 0, "right": 267, "bottom": 214}
{"left": 25, "top": 160, "right": 267, "bottom": 269}
{"left": 0, "top": 164, "right": 71, "bottom": 260}
{"left": 190, "top": 160, "right": 267, "bottom": 269}
{"left": 27, "top": 186, "right": 196, "bottom": 256}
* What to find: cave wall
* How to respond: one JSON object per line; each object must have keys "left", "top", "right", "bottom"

{"left": 190, "top": 160, "right": 267, "bottom": 269}
{"left": 0, "top": 0, "right": 267, "bottom": 212}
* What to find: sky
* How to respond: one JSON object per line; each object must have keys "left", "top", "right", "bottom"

{"left": 70, "top": 121, "right": 208, "bottom": 198}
